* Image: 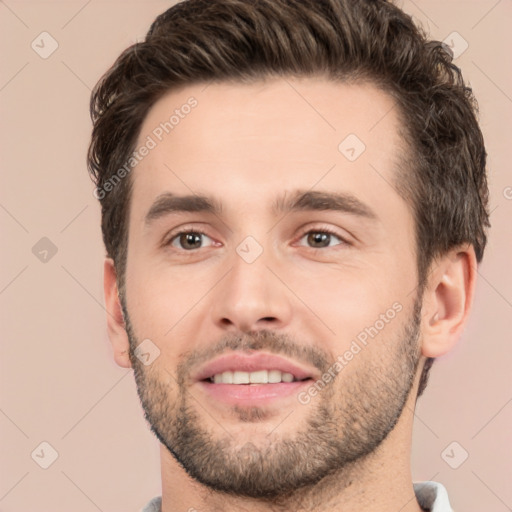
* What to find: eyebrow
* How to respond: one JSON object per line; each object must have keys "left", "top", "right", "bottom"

{"left": 272, "top": 189, "right": 378, "bottom": 220}
{"left": 144, "top": 189, "right": 378, "bottom": 226}
{"left": 144, "top": 193, "right": 223, "bottom": 226}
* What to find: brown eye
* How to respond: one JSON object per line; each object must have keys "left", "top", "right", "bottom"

{"left": 168, "top": 231, "right": 213, "bottom": 250}
{"left": 299, "top": 230, "right": 344, "bottom": 249}
{"left": 307, "top": 232, "right": 331, "bottom": 248}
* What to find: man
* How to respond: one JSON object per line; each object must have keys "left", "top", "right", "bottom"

{"left": 87, "top": 0, "right": 490, "bottom": 510}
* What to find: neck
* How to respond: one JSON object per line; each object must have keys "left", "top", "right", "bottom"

{"left": 159, "top": 392, "right": 423, "bottom": 512}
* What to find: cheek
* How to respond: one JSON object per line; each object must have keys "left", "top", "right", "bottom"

{"left": 124, "top": 229, "right": 416, "bottom": 360}
{"left": 124, "top": 260, "right": 226, "bottom": 364}
{"left": 286, "top": 255, "right": 412, "bottom": 341}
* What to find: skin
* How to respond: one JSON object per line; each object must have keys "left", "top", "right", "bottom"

{"left": 104, "top": 77, "right": 477, "bottom": 511}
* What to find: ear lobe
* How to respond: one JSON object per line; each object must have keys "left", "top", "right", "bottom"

{"left": 420, "top": 245, "right": 478, "bottom": 358}
{"left": 104, "top": 258, "right": 132, "bottom": 368}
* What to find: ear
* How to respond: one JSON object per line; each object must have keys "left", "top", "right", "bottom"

{"left": 420, "top": 244, "right": 478, "bottom": 358}
{"left": 104, "top": 258, "right": 132, "bottom": 368}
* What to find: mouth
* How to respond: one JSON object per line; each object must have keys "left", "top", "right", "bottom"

{"left": 208, "top": 369, "right": 309, "bottom": 384}
{"left": 193, "top": 352, "right": 317, "bottom": 405}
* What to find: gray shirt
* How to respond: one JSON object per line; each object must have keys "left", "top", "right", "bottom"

{"left": 141, "top": 481, "right": 453, "bottom": 511}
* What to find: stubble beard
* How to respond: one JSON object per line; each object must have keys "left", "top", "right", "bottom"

{"left": 121, "top": 295, "right": 422, "bottom": 501}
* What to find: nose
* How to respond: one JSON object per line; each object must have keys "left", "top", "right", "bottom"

{"left": 211, "top": 246, "right": 293, "bottom": 333}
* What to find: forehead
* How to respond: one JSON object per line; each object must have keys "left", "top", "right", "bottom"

{"left": 129, "top": 77, "right": 408, "bottom": 222}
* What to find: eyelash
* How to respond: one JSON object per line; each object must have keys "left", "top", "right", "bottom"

{"left": 163, "top": 226, "right": 350, "bottom": 251}
{"left": 162, "top": 228, "right": 211, "bottom": 251}
{"left": 297, "top": 226, "right": 350, "bottom": 249}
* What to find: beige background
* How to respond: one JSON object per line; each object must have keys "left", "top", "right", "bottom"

{"left": 1, "top": 1, "right": 511, "bottom": 511}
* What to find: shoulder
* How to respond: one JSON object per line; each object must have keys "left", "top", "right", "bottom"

{"left": 414, "top": 481, "right": 453, "bottom": 512}
{"left": 141, "top": 496, "right": 162, "bottom": 512}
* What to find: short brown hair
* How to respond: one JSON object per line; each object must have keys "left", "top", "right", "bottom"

{"left": 87, "top": 0, "right": 490, "bottom": 396}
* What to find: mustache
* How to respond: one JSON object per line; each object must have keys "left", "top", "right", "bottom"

{"left": 175, "top": 329, "right": 332, "bottom": 386}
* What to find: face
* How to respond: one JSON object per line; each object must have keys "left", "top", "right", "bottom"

{"left": 120, "top": 78, "right": 423, "bottom": 497}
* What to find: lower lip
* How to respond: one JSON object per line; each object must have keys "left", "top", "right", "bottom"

{"left": 196, "top": 380, "right": 312, "bottom": 406}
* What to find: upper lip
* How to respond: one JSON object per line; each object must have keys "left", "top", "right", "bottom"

{"left": 192, "top": 351, "right": 318, "bottom": 382}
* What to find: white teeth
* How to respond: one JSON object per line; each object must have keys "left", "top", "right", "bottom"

{"left": 232, "top": 371, "right": 250, "bottom": 384}
{"left": 250, "top": 370, "right": 268, "bottom": 383}
{"left": 210, "top": 370, "right": 298, "bottom": 384}
{"left": 222, "top": 371, "right": 233, "bottom": 384}
{"left": 268, "top": 370, "right": 282, "bottom": 383}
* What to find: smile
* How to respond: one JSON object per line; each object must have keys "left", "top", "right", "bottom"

{"left": 209, "top": 369, "right": 306, "bottom": 384}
